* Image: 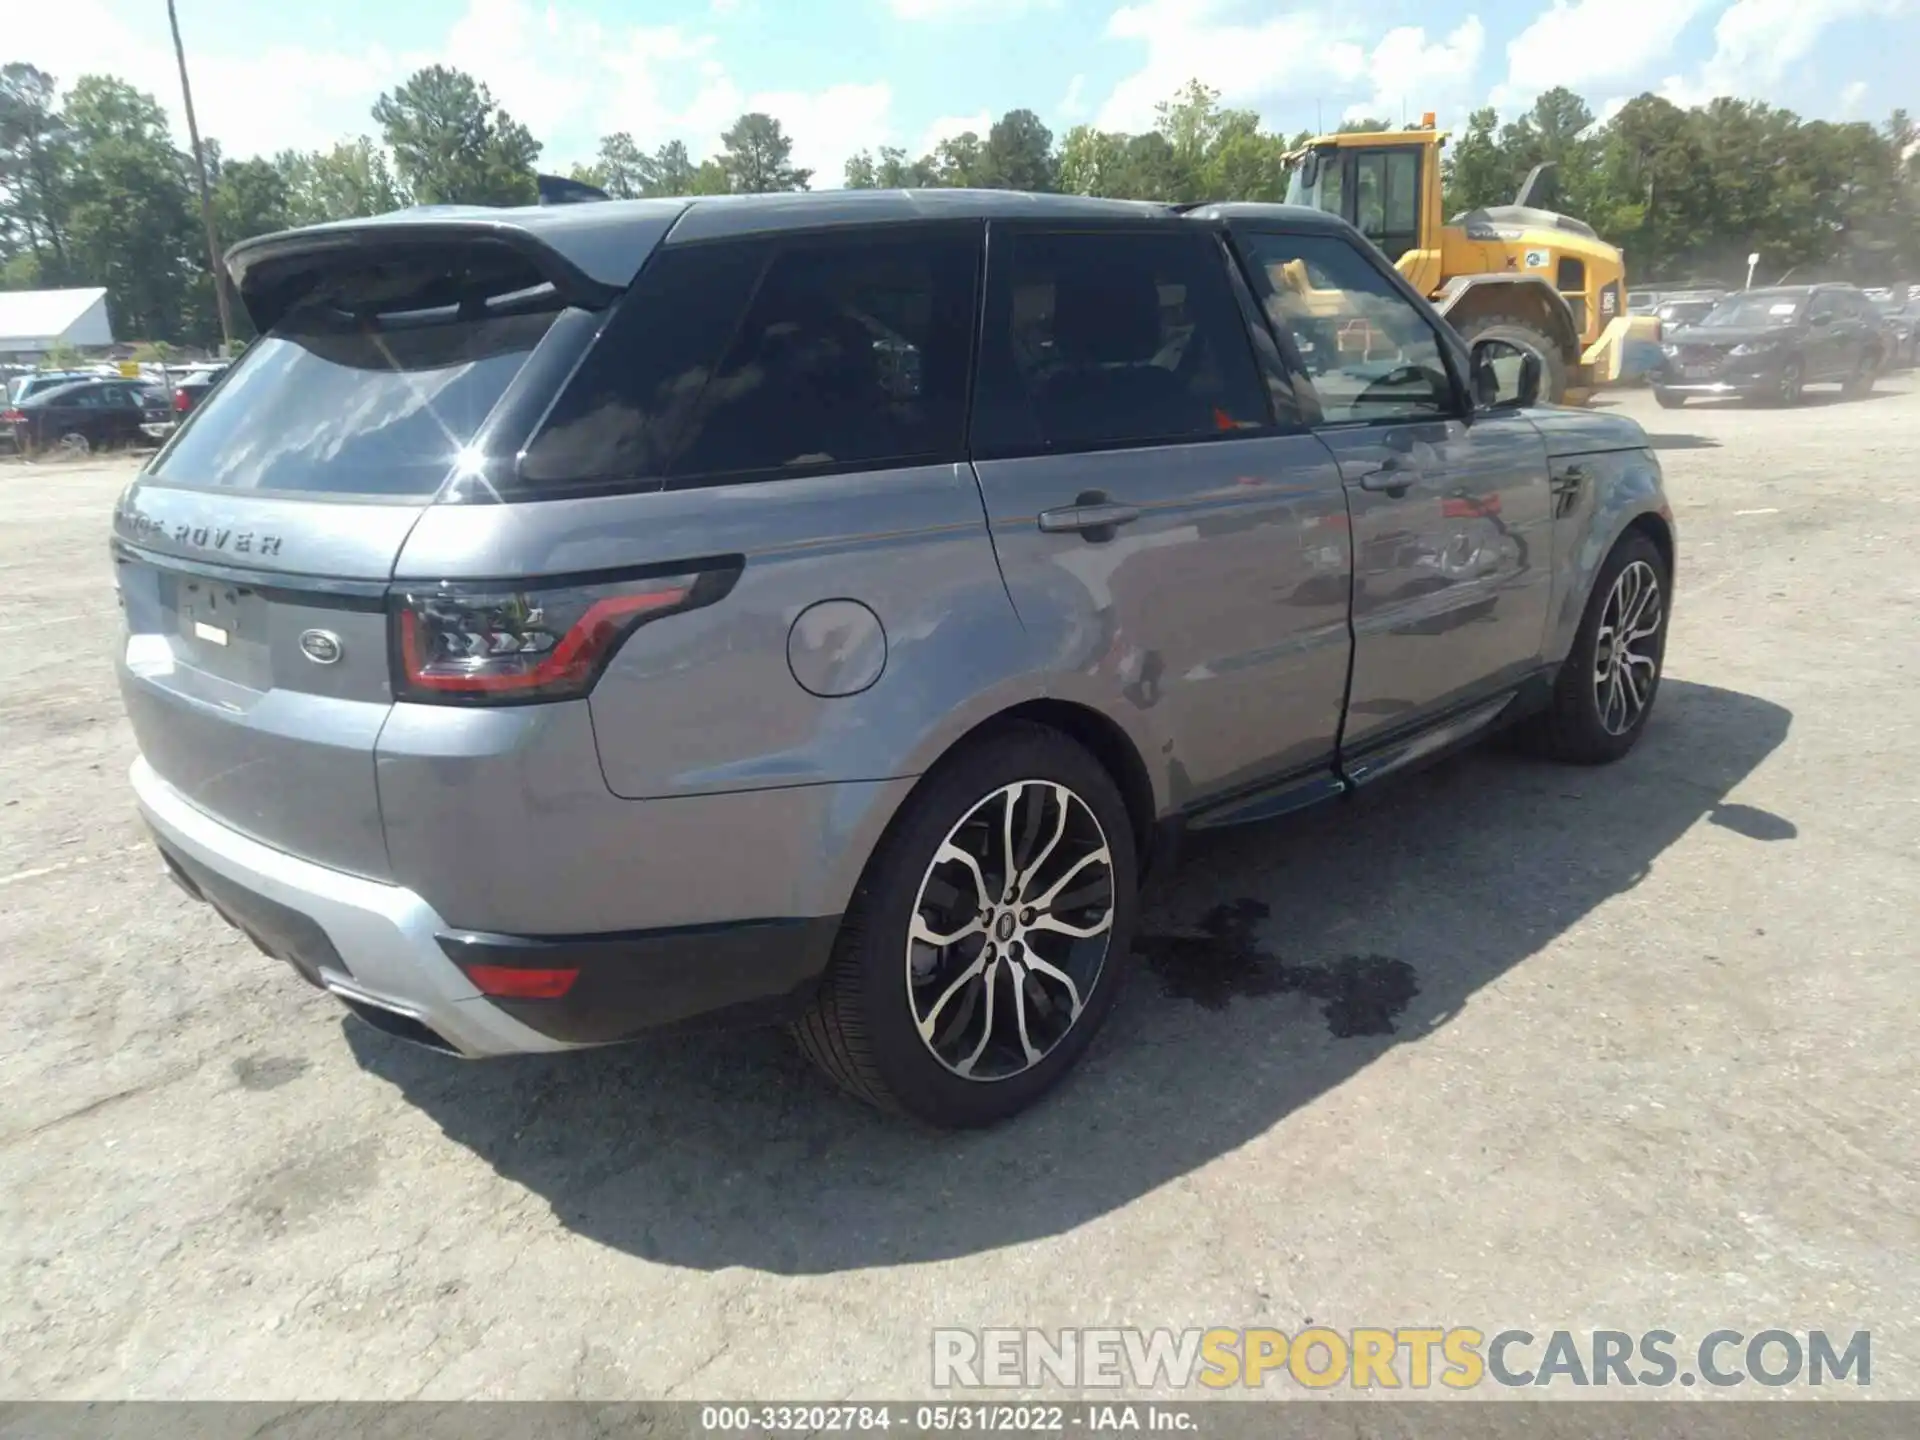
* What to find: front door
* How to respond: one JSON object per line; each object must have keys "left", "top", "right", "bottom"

{"left": 1234, "top": 226, "right": 1555, "bottom": 751}
{"left": 968, "top": 224, "right": 1354, "bottom": 808}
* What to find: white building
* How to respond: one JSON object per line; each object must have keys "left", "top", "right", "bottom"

{"left": 0, "top": 288, "right": 114, "bottom": 358}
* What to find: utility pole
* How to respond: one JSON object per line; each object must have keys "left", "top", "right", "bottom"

{"left": 168, "top": 0, "right": 234, "bottom": 355}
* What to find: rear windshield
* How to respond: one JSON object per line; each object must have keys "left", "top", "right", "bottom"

{"left": 150, "top": 252, "right": 562, "bottom": 496}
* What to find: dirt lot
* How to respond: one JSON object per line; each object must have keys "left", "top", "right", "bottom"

{"left": 2, "top": 380, "right": 1917, "bottom": 1401}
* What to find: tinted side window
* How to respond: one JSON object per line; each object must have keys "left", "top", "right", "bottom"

{"left": 518, "top": 243, "right": 766, "bottom": 490}
{"left": 1237, "top": 231, "right": 1456, "bottom": 424}
{"left": 520, "top": 228, "right": 980, "bottom": 492}
{"left": 972, "top": 228, "right": 1270, "bottom": 455}
{"left": 670, "top": 230, "right": 979, "bottom": 484}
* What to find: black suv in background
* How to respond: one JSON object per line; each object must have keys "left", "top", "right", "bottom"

{"left": 1653, "top": 283, "right": 1886, "bottom": 407}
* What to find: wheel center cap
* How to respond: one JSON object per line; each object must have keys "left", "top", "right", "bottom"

{"left": 995, "top": 912, "right": 1018, "bottom": 942}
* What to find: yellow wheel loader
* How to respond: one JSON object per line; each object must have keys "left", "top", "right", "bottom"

{"left": 1280, "top": 117, "right": 1655, "bottom": 402}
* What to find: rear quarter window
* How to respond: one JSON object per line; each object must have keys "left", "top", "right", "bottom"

{"left": 517, "top": 224, "right": 982, "bottom": 496}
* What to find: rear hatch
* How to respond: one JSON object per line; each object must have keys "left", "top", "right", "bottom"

{"left": 113, "top": 225, "right": 625, "bottom": 879}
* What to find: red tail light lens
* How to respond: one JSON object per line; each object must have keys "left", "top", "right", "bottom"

{"left": 1, "top": 409, "right": 23, "bottom": 424}
{"left": 173, "top": 388, "right": 191, "bottom": 412}
{"left": 464, "top": 964, "right": 579, "bottom": 999}
{"left": 391, "top": 562, "right": 739, "bottom": 705}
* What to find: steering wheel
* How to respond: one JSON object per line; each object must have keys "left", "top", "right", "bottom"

{"left": 1352, "top": 363, "right": 1447, "bottom": 409}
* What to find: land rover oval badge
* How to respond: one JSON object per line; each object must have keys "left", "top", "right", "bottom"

{"left": 299, "top": 629, "right": 343, "bottom": 665}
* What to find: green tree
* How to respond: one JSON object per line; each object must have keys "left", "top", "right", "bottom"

{"left": 1057, "top": 125, "right": 1130, "bottom": 196}
{"left": 929, "top": 130, "right": 989, "bottom": 187}
{"left": 719, "top": 112, "right": 810, "bottom": 193}
{"left": 0, "top": 63, "right": 73, "bottom": 279}
{"left": 690, "top": 158, "right": 732, "bottom": 195}
{"left": 1442, "top": 107, "right": 1508, "bottom": 215}
{"left": 213, "top": 156, "right": 290, "bottom": 244}
{"left": 61, "top": 75, "right": 198, "bottom": 341}
{"left": 276, "top": 138, "right": 402, "bottom": 226}
{"left": 371, "top": 65, "right": 540, "bottom": 206}
{"left": 843, "top": 144, "right": 934, "bottom": 189}
{"left": 985, "top": 108, "right": 1057, "bottom": 190}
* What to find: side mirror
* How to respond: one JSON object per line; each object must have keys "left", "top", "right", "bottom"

{"left": 1809, "top": 312, "right": 1831, "bottom": 327}
{"left": 1470, "top": 337, "right": 1543, "bottom": 410}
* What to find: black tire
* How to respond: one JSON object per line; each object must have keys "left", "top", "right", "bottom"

{"left": 1452, "top": 312, "right": 1571, "bottom": 404}
{"left": 1519, "top": 529, "right": 1670, "bottom": 765}
{"left": 1653, "top": 388, "right": 1686, "bottom": 410}
{"left": 1770, "top": 356, "right": 1804, "bottom": 407}
{"left": 793, "top": 722, "right": 1139, "bottom": 1127}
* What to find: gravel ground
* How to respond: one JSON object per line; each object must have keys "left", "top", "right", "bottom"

{"left": 1, "top": 379, "right": 1916, "bottom": 1402}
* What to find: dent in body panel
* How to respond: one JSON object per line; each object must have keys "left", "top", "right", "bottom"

{"left": 972, "top": 435, "right": 1353, "bottom": 812}
{"left": 375, "top": 700, "right": 916, "bottom": 933}
{"left": 1320, "top": 411, "right": 1554, "bottom": 746}
{"left": 1545, "top": 443, "right": 1670, "bottom": 662}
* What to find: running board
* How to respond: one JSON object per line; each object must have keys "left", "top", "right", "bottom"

{"left": 1339, "top": 693, "right": 1516, "bottom": 788}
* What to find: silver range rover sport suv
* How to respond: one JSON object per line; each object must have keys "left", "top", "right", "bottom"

{"left": 115, "top": 190, "right": 1675, "bottom": 1128}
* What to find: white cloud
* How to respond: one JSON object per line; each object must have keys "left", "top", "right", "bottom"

{"left": 1658, "top": 0, "right": 1909, "bottom": 107}
{"left": 1343, "top": 18, "right": 1486, "bottom": 124}
{"left": 6, "top": 0, "right": 399, "bottom": 156}
{"left": 746, "top": 83, "right": 897, "bottom": 181}
{"left": 917, "top": 111, "right": 993, "bottom": 155}
{"left": 7, "top": 0, "right": 898, "bottom": 184}
{"left": 1839, "top": 79, "right": 1869, "bottom": 116}
{"left": 1492, "top": 0, "right": 1719, "bottom": 114}
{"left": 1096, "top": 0, "right": 1366, "bottom": 133}
{"left": 1058, "top": 74, "right": 1089, "bottom": 120}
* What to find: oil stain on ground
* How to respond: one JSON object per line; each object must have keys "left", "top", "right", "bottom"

{"left": 1134, "top": 898, "right": 1418, "bottom": 1039}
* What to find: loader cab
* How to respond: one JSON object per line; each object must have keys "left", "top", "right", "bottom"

{"left": 1285, "top": 141, "right": 1428, "bottom": 265}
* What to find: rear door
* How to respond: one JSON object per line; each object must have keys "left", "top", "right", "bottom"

{"left": 1233, "top": 226, "right": 1554, "bottom": 753}
{"left": 1804, "top": 290, "right": 1848, "bottom": 379}
{"left": 114, "top": 239, "right": 586, "bottom": 878}
{"left": 967, "top": 223, "right": 1353, "bottom": 805}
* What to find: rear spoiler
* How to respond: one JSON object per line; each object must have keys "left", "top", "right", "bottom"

{"left": 225, "top": 197, "right": 687, "bottom": 332}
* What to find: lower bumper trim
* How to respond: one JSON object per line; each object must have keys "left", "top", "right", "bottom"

{"left": 435, "top": 917, "right": 843, "bottom": 1044}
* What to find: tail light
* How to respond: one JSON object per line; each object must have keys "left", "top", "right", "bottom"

{"left": 1, "top": 409, "right": 22, "bottom": 424}
{"left": 390, "top": 561, "right": 740, "bottom": 706}
{"left": 173, "top": 388, "right": 191, "bottom": 412}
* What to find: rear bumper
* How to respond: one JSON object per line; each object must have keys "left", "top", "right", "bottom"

{"left": 133, "top": 757, "right": 840, "bottom": 1056}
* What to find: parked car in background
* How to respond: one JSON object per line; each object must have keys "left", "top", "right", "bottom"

{"left": 115, "top": 192, "right": 1675, "bottom": 1127}
{"left": 6, "top": 370, "right": 93, "bottom": 407}
{"left": 1653, "top": 296, "right": 1720, "bottom": 330}
{"left": 171, "top": 365, "right": 227, "bottom": 417}
{"left": 1653, "top": 283, "right": 1886, "bottom": 407}
{"left": 1872, "top": 294, "right": 1918, "bottom": 368}
{"left": 5, "top": 378, "right": 170, "bottom": 457}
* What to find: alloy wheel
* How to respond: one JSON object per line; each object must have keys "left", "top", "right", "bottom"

{"left": 57, "top": 432, "right": 90, "bottom": 457}
{"left": 1593, "top": 559, "right": 1663, "bottom": 737}
{"left": 905, "top": 780, "right": 1116, "bottom": 1082}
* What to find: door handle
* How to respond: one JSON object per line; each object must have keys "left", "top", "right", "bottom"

{"left": 1358, "top": 457, "right": 1417, "bottom": 496}
{"left": 1037, "top": 501, "right": 1141, "bottom": 536}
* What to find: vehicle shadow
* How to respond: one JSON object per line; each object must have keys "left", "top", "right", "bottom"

{"left": 349, "top": 678, "right": 1791, "bottom": 1276}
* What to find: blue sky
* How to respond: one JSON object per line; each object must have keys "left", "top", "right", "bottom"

{"left": 11, "top": 0, "right": 1917, "bottom": 184}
